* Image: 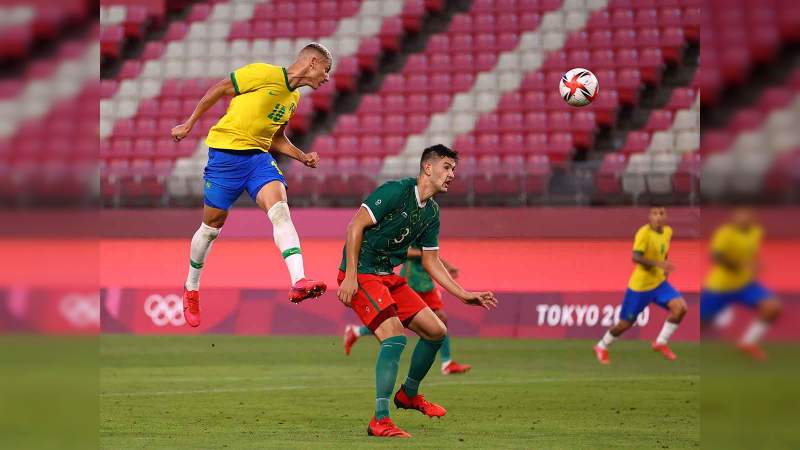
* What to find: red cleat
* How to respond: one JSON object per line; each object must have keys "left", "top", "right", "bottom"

{"left": 367, "top": 416, "right": 411, "bottom": 438}
{"left": 343, "top": 324, "right": 360, "bottom": 356}
{"left": 593, "top": 345, "right": 610, "bottom": 365}
{"left": 183, "top": 287, "right": 200, "bottom": 327}
{"left": 441, "top": 361, "right": 471, "bottom": 375}
{"left": 394, "top": 386, "right": 447, "bottom": 417}
{"left": 289, "top": 278, "right": 327, "bottom": 303}
{"left": 737, "top": 343, "right": 768, "bottom": 361}
{"left": 651, "top": 341, "right": 677, "bottom": 361}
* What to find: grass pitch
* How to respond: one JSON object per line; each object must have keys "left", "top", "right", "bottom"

{"left": 100, "top": 335, "right": 699, "bottom": 449}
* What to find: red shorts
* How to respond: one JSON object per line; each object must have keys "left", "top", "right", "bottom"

{"left": 417, "top": 287, "right": 443, "bottom": 311}
{"left": 337, "top": 270, "right": 428, "bottom": 332}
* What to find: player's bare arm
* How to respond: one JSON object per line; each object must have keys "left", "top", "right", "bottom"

{"left": 632, "top": 251, "right": 675, "bottom": 273}
{"left": 171, "top": 78, "right": 235, "bottom": 141}
{"left": 337, "top": 207, "right": 374, "bottom": 305}
{"left": 407, "top": 247, "right": 457, "bottom": 278}
{"left": 421, "top": 249, "right": 497, "bottom": 309}
{"left": 270, "top": 124, "right": 320, "bottom": 168}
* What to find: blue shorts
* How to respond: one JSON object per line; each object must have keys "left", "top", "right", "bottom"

{"left": 700, "top": 282, "right": 773, "bottom": 322}
{"left": 620, "top": 281, "right": 682, "bottom": 322}
{"left": 203, "top": 148, "right": 287, "bottom": 211}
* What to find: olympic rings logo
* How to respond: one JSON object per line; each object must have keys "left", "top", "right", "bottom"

{"left": 59, "top": 293, "right": 100, "bottom": 328}
{"left": 143, "top": 294, "right": 185, "bottom": 327}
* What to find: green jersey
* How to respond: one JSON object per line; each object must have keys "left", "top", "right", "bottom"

{"left": 400, "top": 255, "right": 435, "bottom": 293}
{"left": 340, "top": 178, "right": 440, "bottom": 275}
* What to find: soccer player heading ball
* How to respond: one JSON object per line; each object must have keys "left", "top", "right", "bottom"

{"left": 336, "top": 145, "right": 498, "bottom": 438}
{"left": 171, "top": 43, "right": 333, "bottom": 327}
{"left": 594, "top": 206, "right": 689, "bottom": 364}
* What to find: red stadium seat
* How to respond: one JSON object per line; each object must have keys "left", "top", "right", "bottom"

{"left": 401, "top": 0, "right": 426, "bottom": 33}
{"left": 379, "top": 17, "right": 404, "bottom": 52}
{"left": 595, "top": 153, "right": 627, "bottom": 194}
{"left": 644, "top": 110, "right": 673, "bottom": 132}
{"left": 547, "top": 132, "right": 574, "bottom": 163}
{"left": 524, "top": 112, "right": 548, "bottom": 133}
{"left": 620, "top": 131, "right": 651, "bottom": 155}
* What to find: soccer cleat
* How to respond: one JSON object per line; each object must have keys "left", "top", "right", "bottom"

{"left": 651, "top": 341, "right": 677, "bottom": 361}
{"left": 343, "top": 324, "right": 360, "bottom": 356}
{"left": 593, "top": 345, "right": 610, "bottom": 365}
{"left": 183, "top": 287, "right": 200, "bottom": 327}
{"left": 367, "top": 416, "right": 411, "bottom": 438}
{"left": 441, "top": 361, "right": 472, "bottom": 375}
{"left": 394, "top": 386, "right": 447, "bottom": 417}
{"left": 289, "top": 278, "right": 327, "bottom": 303}
{"left": 737, "top": 343, "right": 768, "bottom": 361}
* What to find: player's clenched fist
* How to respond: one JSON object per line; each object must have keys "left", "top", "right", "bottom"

{"left": 460, "top": 291, "right": 498, "bottom": 310}
{"left": 171, "top": 123, "right": 192, "bottom": 142}
{"left": 337, "top": 275, "right": 358, "bottom": 306}
{"left": 303, "top": 152, "right": 320, "bottom": 168}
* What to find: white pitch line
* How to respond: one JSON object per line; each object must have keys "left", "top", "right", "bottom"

{"left": 101, "top": 374, "right": 698, "bottom": 398}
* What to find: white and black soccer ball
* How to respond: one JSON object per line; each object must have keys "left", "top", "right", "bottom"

{"left": 559, "top": 68, "right": 599, "bottom": 107}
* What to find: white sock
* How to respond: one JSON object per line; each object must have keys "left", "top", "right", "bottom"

{"left": 597, "top": 331, "right": 616, "bottom": 350}
{"left": 741, "top": 319, "right": 770, "bottom": 345}
{"left": 267, "top": 201, "right": 305, "bottom": 284}
{"left": 186, "top": 222, "right": 221, "bottom": 291}
{"left": 656, "top": 321, "right": 679, "bottom": 345}
{"left": 441, "top": 360, "right": 451, "bottom": 369}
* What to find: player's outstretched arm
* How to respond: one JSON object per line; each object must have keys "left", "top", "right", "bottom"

{"left": 270, "top": 124, "right": 320, "bottom": 168}
{"left": 421, "top": 250, "right": 497, "bottom": 309}
{"left": 170, "top": 78, "right": 235, "bottom": 142}
{"left": 337, "top": 207, "right": 374, "bottom": 306}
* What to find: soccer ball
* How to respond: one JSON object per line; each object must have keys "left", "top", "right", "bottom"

{"left": 559, "top": 68, "right": 599, "bottom": 107}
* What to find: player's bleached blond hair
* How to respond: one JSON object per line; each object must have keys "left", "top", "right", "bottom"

{"left": 300, "top": 42, "right": 333, "bottom": 64}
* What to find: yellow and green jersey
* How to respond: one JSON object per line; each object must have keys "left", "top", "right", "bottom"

{"left": 704, "top": 223, "right": 762, "bottom": 292}
{"left": 628, "top": 224, "right": 673, "bottom": 291}
{"left": 206, "top": 63, "right": 301, "bottom": 151}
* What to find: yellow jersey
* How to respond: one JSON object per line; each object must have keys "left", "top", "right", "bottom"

{"left": 704, "top": 224, "right": 762, "bottom": 292}
{"left": 628, "top": 224, "right": 672, "bottom": 291}
{"left": 205, "top": 63, "right": 301, "bottom": 151}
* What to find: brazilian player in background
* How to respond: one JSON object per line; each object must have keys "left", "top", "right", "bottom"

{"left": 336, "top": 144, "right": 497, "bottom": 438}
{"left": 343, "top": 246, "right": 472, "bottom": 374}
{"left": 170, "top": 43, "right": 332, "bottom": 327}
{"left": 593, "top": 206, "right": 689, "bottom": 364}
{"left": 700, "top": 208, "right": 781, "bottom": 360}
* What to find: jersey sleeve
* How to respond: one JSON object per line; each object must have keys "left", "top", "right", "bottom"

{"left": 230, "top": 63, "right": 270, "bottom": 95}
{"left": 361, "top": 181, "right": 403, "bottom": 224}
{"left": 632, "top": 226, "right": 649, "bottom": 253}
{"left": 417, "top": 216, "right": 440, "bottom": 251}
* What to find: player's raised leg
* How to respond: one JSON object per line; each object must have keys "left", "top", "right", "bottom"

{"left": 255, "top": 180, "right": 326, "bottom": 303}
{"left": 395, "top": 306, "right": 448, "bottom": 417}
{"left": 651, "top": 295, "right": 688, "bottom": 361}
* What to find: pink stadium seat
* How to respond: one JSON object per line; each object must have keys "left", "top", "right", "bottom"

{"left": 475, "top": 113, "right": 500, "bottom": 131}
{"left": 587, "top": 10, "right": 611, "bottom": 30}
{"left": 473, "top": 14, "right": 496, "bottom": 33}
{"left": 383, "top": 74, "right": 405, "bottom": 94}
{"left": 407, "top": 114, "right": 429, "bottom": 133}
{"left": 497, "top": 14, "right": 520, "bottom": 33}
{"left": 407, "top": 95, "right": 429, "bottom": 114}
{"left": 524, "top": 112, "right": 548, "bottom": 133}
{"left": 500, "top": 113, "right": 525, "bottom": 133}
{"left": 100, "top": 79, "right": 119, "bottom": 99}
{"left": 429, "top": 54, "right": 451, "bottom": 73}
{"left": 452, "top": 73, "right": 475, "bottom": 91}
{"left": 658, "top": 7, "right": 683, "bottom": 28}
{"left": 621, "top": 131, "right": 651, "bottom": 155}
{"left": 634, "top": 8, "right": 658, "bottom": 28}
{"left": 501, "top": 133, "right": 525, "bottom": 154}
{"left": 384, "top": 136, "right": 405, "bottom": 155}
{"left": 360, "top": 115, "right": 383, "bottom": 136}
{"left": 401, "top": 0, "right": 426, "bottom": 33}
{"left": 498, "top": 91, "right": 523, "bottom": 112}
{"left": 592, "top": 89, "right": 620, "bottom": 127}
{"left": 666, "top": 87, "right": 696, "bottom": 111}
{"left": 430, "top": 94, "right": 451, "bottom": 112}
{"left": 141, "top": 41, "right": 164, "bottom": 60}
{"left": 118, "top": 60, "right": 142, "bottom": 79}
{"left": 673, "top": 152, "right": 700, "bottom": 194}
{"left": 188, "top": 3, "right": 211, "bottom": 22}
{"left": 333, "top": 56, "right": 358, "bottom": 92}
{"left": 384, "top": 95, "right": 405, "bottom": 112}
{"left": 590, "top": 49, "right": 615, "bottom": 70}
{"left": 383, "top": 114, "right": 406, "bottom": 136}
{"left": 595, "top": 153, "right": 627, "bottom": 194}
{"left": 611, "top": 10, "right": 634, "bottom": 28}
{"left": 452, "top": 54, "right": 474, "bottom": 72}
{"left": 124, "top": 6, "right": 149, "bottom": 39}
{"left": 310, "top": 81, "right": 336, "bottom": 112}
{"left": 430, "top": 73, "right": 452, "bottom": 93}
{"left": 525, "top": 133, "right": 547, "bottom": 155}
{"left": 312, "top": 135, "right": 335, "bottom": 155}
{"left": 617, "top": 68, "right": 642, "bottom": 104}
{"left": 547, "top": 133, "right": 574, "bottom": 163}
{"left": 336, "top": 115, "right": 360, "bottom": 136}
{"left": 638, "top": 48, "right": 664, "bottom": 84}
{"left": 475, "top": 52, "right": 498, "bottom": 72}
{"left": 335, "top": 135, "right": 358, "bottom": 156}
{"left": 644, "top": 110, "right": 673, "bottom": 132}
{"left": 379, "top": 17, "right": 404, "bottom": 52}
{"left": 100, "top": 25, "right": 123, "bottom": 59}
{"left": 164, "top": 21, "right": 188, "bottom": 41}
{"left": 404, "top": 54, "right": 428, "bottom": 73}
{"left": 453, "top": 134, "right": 476, "bottom": 154}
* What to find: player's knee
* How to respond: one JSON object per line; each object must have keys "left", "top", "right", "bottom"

{"left": 761, "top": 299, "right": 781, "bottom": 321}
{"left": 200, "top": 222, "right": 222, "bottom": 240}
{"left": 672, "top": 299, "right": 688, "bottom": 319}
{"left": 427, "top": 320, "right": 447, "bottom": 341}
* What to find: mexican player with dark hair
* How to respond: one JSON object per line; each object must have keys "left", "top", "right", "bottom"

{"left": 336, "top": 144, "right": 498, "bottom": 438}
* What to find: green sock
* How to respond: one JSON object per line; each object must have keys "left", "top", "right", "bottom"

{"left": 375, "top": 335, "right": 406, "bottom": 419}
{"left": 439, "top": 334, "right": 452, "bottom": 364}
{"left": 403, "top": 337, "right": 444, "bottom": 397}
{"left": 358, "top": 326, "right": 371, "bottom": 336}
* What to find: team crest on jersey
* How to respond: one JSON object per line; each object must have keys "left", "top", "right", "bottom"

{"left": 375, "top": 199, "right": 382, "bottom": 205}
